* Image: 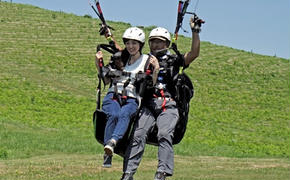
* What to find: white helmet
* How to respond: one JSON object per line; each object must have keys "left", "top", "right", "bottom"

{"left": 149, "top": 27, "right": 171, "bottom": 43}
{"left": 122, "top": 27, "right": 145, "bottom": 44}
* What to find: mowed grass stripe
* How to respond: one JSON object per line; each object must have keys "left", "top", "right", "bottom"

{"left": 0, "top": 154, "right": 289, "bottom": 180}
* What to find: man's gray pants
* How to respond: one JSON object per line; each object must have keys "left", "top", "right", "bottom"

{"left": 123, "top": 98, "right": 179, "bottom": 176}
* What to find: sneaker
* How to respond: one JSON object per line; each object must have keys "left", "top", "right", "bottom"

{"left": 154, "top": 172, "right": 167, "bottom": 180}
{"left": 120, "top": 172, "right": 134, "bottom": 180}
{"left": 104, "top": 139, "right": 116, "bottom": 156}
{"left": 102, "top": 154, "right": 112, "bottom": 168}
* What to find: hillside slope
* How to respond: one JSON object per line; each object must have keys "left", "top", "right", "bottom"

{"left": 0, "top": 2, "right": 289, "bottom": 159}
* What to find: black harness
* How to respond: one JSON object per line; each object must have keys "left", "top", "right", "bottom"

{"left": 145, "top": 51, "right": 195, "bottom": 145}
{"left": 93, "top": 43, "right": 194, "bottom": 155}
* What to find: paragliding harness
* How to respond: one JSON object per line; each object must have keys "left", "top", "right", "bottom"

{"left": 145, "top": 51, "right": 194, "bottom": 145}
{"left": 93, "top": 66, "right": 152, "bottom": 157}
{"left": 90, "top": 0, "right": 131, "bottom": 156}
{"left": 169, "top": 0, "right": 204, "bottom": 144}
{"left": 90, "top": 0, "right": 156, "bottom": 156}
{"left": 91, "top": 0, "right": 202, "bottom": 155}
{"left": 146, "top": 0, "right": 204, "bottom": 145}
{"left": 93, "top": 43, "right": 153, "bottom": 156}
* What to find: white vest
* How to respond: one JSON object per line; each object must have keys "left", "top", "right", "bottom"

{"left": 108, "top": 54, "right": 149, "bottom": 98}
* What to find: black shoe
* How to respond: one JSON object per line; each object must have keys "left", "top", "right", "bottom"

{"left": 102, "top": 154, "right": 112, "bottom": 168}
{"left": 120, "top": 172, "right": 134, "bottom": 180}
{"left": 104, "top": 139, "right": 116, "bottom": 155}
{"left": 154, "top": 172, "right": 167, "bottom": 180}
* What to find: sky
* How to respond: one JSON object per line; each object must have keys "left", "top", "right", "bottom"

{"left": 8, "top": 0, "right": 290, "bottom": 59}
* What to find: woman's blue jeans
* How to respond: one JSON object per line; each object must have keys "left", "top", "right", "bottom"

{"left": 102, "top": 92, "right": 138, "bottom": 144}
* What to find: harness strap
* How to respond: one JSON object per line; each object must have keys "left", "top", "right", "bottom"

{"left": 111, "top": 79, "right": 119, "bottom": 101}
{"left": 120, "top": 79, "right": 130, "bottom": 105}
{"left": 153, "top": 89, "right": 167, "bottom": 112}
{"left": 171, "top": 43, "right": 187, "bottom": 70}
{"left": 160, "top": 89, "right": 167, "bottom": 112}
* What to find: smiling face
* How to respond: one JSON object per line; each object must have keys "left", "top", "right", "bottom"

{"left": 149, "top": 38, "right": 168, "bottom": 53}
{"left": 124, "top": 39, "right": 141, "bottom": 56}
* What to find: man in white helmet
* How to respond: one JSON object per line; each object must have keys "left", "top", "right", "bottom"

{"left": 121, "top": 16, "right": 203, "bottom": 180}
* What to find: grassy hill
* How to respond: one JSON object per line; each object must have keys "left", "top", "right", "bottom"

{"left": 0, "top": 2, "right": 289, "bottom": 178}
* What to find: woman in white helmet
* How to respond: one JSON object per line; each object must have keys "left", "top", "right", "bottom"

{"left": 95, "top": 27, "right": 159, "bottom": 168}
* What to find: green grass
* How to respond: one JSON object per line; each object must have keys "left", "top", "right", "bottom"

{"left": 0, "top": 154, "right": 289, "bottom": 180}
{"left": 0, "top": 2, "right": 290, "bottom": 179}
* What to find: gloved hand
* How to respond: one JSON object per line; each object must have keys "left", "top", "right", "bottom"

{"left": 99, "top": 24, "right": 111, "bottom": 38}
{"left": 190, "top": 14, "right": 205, "bottom": 33}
